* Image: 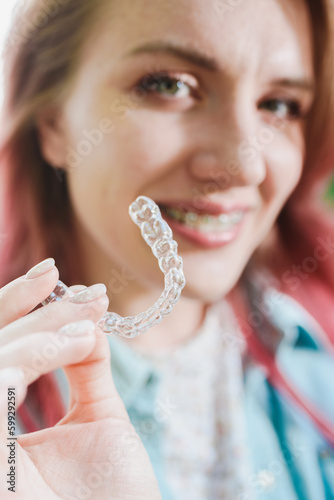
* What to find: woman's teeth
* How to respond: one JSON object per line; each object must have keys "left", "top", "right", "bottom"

{"left": 162, "top": 206, "right": 244, "bottom": 233}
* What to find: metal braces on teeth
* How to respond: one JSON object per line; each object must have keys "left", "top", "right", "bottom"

{"left": 164, "top": 206, "right": 243, "bottom": 226}
{"left": 41, "top": 196, "right": 186, "bottom": 339}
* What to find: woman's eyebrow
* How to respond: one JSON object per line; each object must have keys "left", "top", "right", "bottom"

{"left": 271, "top": 78, "right": 315, "bottom": 92}
{"left": 124, "top": 42, "right": 315, "bottom": 92}
{"left": 125, "top": 42, "right": 219, "bottom": 72}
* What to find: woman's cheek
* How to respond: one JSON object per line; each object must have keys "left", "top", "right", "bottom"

{"left": 111, "top": 110, "right": 189, "bottom": 170}
{"left": 263, "top": 135, "right": 304, "bottom": 205}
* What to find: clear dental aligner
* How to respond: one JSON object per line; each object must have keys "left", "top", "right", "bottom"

{"left": 42, "top": 196, "right": 186, "bottom": 339}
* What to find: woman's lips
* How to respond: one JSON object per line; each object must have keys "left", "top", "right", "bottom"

{"left": 158, "top": 202, "right": 249, "bottom": 249}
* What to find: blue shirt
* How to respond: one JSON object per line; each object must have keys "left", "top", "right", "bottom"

{"left": 105, "top": 289, "right": 334, "bottom": 499}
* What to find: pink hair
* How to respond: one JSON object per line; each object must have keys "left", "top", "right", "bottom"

{"left": 275, "top": 157, "right": 334, "bottom": 341}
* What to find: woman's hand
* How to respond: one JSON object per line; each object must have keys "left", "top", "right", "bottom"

{"left": 0, "top": 259, "right": 161, "bottom": 500}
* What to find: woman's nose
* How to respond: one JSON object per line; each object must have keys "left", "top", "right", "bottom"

{"left": 186, "top": 113, "right": 267, "bottom": 189}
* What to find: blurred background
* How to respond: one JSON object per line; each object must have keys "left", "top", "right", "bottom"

{"left": 0, "top": 3, "right": 17, "bottom": 110}
{"left": 0, "top": 3, "right": 17, "bottom": 231}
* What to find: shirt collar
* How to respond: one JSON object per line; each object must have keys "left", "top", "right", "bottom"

{"left": 107, "top": 335, "right": 158, "bottom": 407}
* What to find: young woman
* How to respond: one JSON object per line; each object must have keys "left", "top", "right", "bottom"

{"left": 0, "top": 0, "right": 333, "bottom": 498}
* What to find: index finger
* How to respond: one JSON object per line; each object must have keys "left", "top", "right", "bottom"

{"left": 0, "top": 259, "right": 59, "bottom": 329}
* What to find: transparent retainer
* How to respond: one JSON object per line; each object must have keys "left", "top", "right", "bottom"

{"left": 41, "top": 196, "right": 186, "bottom": 339}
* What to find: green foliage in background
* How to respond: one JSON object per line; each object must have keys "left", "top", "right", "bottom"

{"left": 324, "top": 174, "right": 334, "bottom": 207}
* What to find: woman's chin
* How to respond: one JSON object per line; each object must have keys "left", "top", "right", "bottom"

{"left": 179, "top": 259, "right": 245, "bottom": 303}
{"left": 181, "top": 279, "right": 235, "bottom": 303}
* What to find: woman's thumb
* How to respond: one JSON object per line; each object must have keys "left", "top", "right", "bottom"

{"left": 61, "top": 327, "right": 129, "bottom": 424}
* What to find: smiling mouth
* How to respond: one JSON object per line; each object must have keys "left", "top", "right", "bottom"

{"left": 159, "top": 204, "right": 245, "bottom": 233}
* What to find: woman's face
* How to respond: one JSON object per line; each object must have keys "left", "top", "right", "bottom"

{"left": 39, "top": 0, "right": 314, "bottom": 303}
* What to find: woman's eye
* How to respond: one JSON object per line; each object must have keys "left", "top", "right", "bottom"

{"left": 258, "top": 98, "right": 302, "bottom": 119}
{"left": 136, "top": 73, "right": 195, "bottom": 99}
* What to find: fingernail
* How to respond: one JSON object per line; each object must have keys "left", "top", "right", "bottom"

{"left": 0, "top": 367, "right": 25, "bottom": 386}
{"left": 58, "top": 320, "right": 96, "bottom": 336}
{"left": 68, "top": 284, "right": 107, "bottom": 304}
{"left": 25, "top": 258, "right": 56, "bottom": 280}
{"left": 70, "top": 285, "right": 87, "bottom": 294}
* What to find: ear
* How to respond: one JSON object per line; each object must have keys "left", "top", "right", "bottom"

{"left": 36, "top": 106, "right": 67, "bottom": 169}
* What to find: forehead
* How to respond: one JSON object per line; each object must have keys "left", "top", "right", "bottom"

{"left": 79, "top": 0, "right": 313, "bottom": 80}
